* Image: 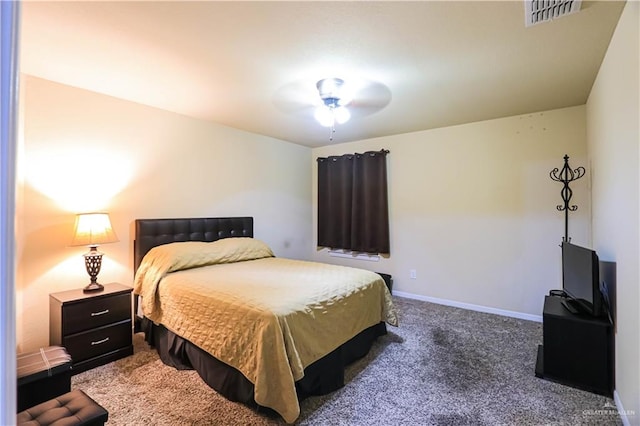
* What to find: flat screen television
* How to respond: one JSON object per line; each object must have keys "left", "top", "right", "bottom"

{"left": 561, "top": 242, "right": 604, "bottom": 317}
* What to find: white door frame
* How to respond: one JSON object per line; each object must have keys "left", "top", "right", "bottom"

{"left": 1, "top": 0, "right": 20, "bottom": 421}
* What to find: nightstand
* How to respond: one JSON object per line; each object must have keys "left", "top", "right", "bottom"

{"left": 49, "top": 282, "right": 133, "bottom": 374}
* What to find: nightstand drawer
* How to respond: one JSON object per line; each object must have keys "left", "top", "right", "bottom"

{"left": 63, "top": 320, "right": 132, "bottom": 364}
{"left": 63, "top": 293, "right": 131, "bottom": 335}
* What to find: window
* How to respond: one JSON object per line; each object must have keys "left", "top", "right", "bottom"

{"left": 317, "top": 149, "right": 389, "bottom": 254}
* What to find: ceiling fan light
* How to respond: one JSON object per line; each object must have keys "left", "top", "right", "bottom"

{"left": 337, "top": 96, "right": 352, "bottom": 107}
{"left": 314, "top": 105, "right": 335, "bottom": 127}
{"left": 334, "top": 106, "right": 350, "bottom": 124}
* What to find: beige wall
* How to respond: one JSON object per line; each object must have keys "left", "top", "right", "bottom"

{"left": 586, "top": 2, "right": 639, "bottom": 422}
{"left": 312, "top": 106, "right": 590, "bottom": 317}
{"left": 16, "top": 76, "right": 312, "bottom": 352}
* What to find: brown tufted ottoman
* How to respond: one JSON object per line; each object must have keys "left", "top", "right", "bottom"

{"left": 17, "top": 389, "right": 108, "bottom": 426}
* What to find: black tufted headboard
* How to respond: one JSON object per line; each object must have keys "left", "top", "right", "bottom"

{"left": 134, "top": 217, "right": 253, "bottom": 273}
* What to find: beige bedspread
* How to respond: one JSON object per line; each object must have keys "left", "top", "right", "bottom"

{"left": 134, "top": 238, "right": 397, "bottom": 423}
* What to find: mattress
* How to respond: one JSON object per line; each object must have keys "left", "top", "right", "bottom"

{"left": 134, "top": 237, "right": 397, "bottom": 423}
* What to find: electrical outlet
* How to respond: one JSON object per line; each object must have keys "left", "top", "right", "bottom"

{"left": 410, "top": 269, "right": 417, "bottom": 279}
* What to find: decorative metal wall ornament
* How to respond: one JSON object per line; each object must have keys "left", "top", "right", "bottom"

{"left": 549, "top": 154, "right": 585, "bottom": 242}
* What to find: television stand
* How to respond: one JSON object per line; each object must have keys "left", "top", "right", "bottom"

{"left": 535, "top": 295, "right": 613, "bottom": 396}
{"left": 560, "top": 298, "right": 581, "bottom": 315}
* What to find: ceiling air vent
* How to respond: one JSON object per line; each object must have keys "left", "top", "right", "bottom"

{"left": 524, "top": 0, "right": 582, "bottom": 27}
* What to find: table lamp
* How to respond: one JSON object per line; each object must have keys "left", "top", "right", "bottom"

{"left": 70, "top": 212, "right": 119, "bottom": 292}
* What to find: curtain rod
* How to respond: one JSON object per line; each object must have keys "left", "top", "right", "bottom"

{"left": 316, "top": 149, "right": 390, "bottom": 162}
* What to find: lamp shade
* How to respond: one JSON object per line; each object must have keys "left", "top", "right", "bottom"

{"left": 70, "top": 213, "right": 119, "bottom": 247}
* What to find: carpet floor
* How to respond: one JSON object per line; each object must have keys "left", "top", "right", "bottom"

{"left": 72, "top": 297, "right": 622, "bottom": 425}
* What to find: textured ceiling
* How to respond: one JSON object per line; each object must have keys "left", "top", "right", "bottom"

{"left": 20, "top": 1, "right": 626, "bottom": 147}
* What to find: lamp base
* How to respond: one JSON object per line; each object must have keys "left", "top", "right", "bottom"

{"left": 82, "top": 247, "right": 104, "bottom": 293}
{"left": 83, "top": 282, "right": 104, "bottom": 293}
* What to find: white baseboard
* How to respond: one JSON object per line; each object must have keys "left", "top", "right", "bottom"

{"left": 614, "top": 390, "right": 636, "bottom": 426}
{"left": 393, "top": 290, "right": 543, "bottom": 323}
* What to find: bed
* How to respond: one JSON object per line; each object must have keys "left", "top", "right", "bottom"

{"left": 133, "top": 217, "right": 397, "bottom": 423}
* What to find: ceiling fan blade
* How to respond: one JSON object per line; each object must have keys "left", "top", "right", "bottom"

{"left": 272, "top": 80, "right": 318, "bottom": 114}
{"left": 346, "top": 81, "right": 392, "bottom": 117}
{"left": 351, "top": 81, "right": 392, "bottom": 108}
{"left": 273, "top": 78, "right": 392, "bottom": 119}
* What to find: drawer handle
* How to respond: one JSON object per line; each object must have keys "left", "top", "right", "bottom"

{"left": 91, "top": 337, "right": 110, "bottom": 346}
{"left": 90, "top": 309, "right": 110, "bottom": 317}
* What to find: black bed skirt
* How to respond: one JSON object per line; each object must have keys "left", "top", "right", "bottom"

{"left": 142, "top": 319, "right": 387, "bottom": 409}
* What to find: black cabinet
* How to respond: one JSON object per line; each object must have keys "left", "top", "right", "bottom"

{"left": 535, "top": 295, "right": 614, "bottom": 396}
{"left": 50, "top": 283, "right": 133, "bottom": 374}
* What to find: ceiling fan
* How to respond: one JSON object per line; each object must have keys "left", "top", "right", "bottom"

{"left": 273, "top": 77, "right": 392, "bottom": 141}
{"left": 314, "top": 78, "right": 351, "bottom": 129}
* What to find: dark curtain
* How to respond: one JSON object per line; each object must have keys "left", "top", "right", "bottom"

{"left": 317, "top": 149, "right": 389, "bottom": 254}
